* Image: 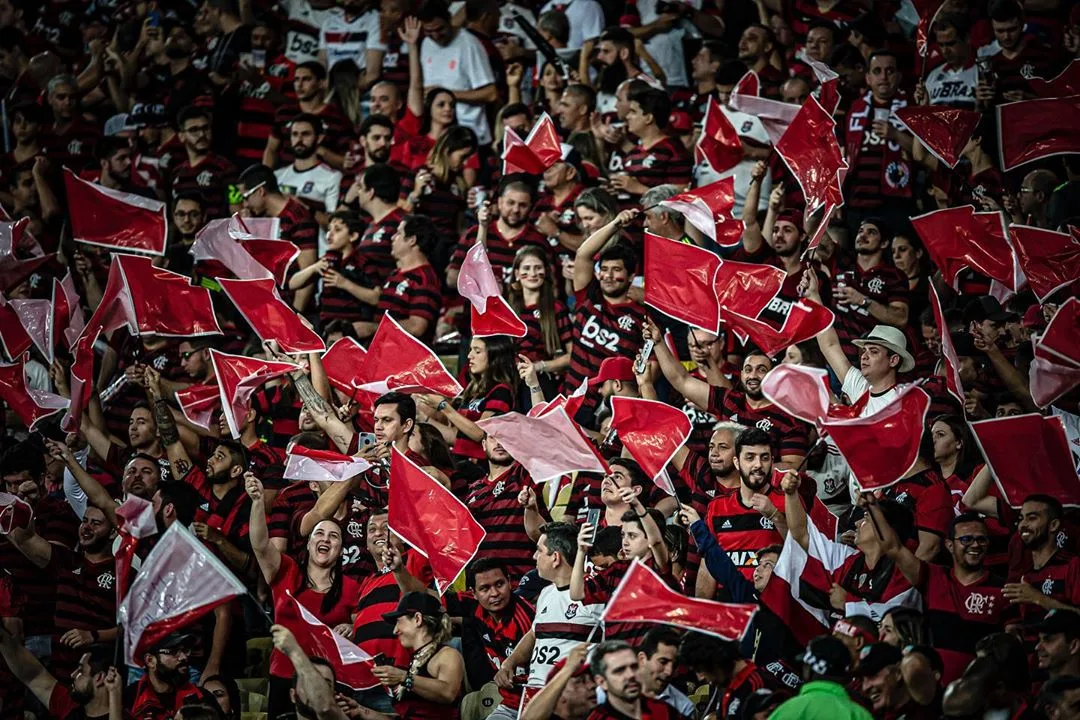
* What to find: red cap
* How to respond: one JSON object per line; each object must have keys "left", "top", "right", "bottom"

{"left": 775, "top": 210, "right": 804, "bottom": 235}
{"left": 668, "top": 110, "right": 693, "bottom": 135}
{"left": 588, "top": 356, "right": 636, "bottom": 386}
{"left": 547, "top": 657, "right": 591, "bottom": 681}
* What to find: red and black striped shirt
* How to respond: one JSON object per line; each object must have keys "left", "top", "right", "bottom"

{"left": 234, "top": 58, "right": 294, "bottom": 164}
{"left": 449, "top": 593, "right": 536, "bottom": 708}
{"left": 270, "top": 101, "right": 353, "bottom": 166}
{"left": 704, "top": 486, "right": 786, "bottom": 580}
{"left": 464, "top": 464, "right": 549, "bottom": 579}
{"left": 248, "top": 438, "right": 288, "bottom": 490}
{"left": 583, "top": 558, "right": 681, "bottom": 645}
{"left": 449, "top": 222, "right": 552, "bottom": 284}
{"left": 170, "top": 154, "right": 238, "bottom": 220}
{"left": 620, "top": 137, "right": 693, "bottom": 201}
{"left": 50, "top": 549, "right": 117, "bottom": 679}
{"left": 402, "top": 168, "right": 467, "bottom": 239}
{"left": 356, "top": 207, "right": 404, "bottom": 290}
{"left": 377, "top": 264, "right": 442, "bottom": 346}
{"left": 353, "top": 553, "right": 434, "bottom": 665}
{"left": 319, "top": 249, "right": 372, "bottom": 326}
{"left": 707, "top": 387, "right": 811, "bottom": 462}
{"left": 268, "top": 482, "right": 318, "bottom": 555}
{"left": 517, "top": 301, "right": 573, "bottom": 363}
{"left": 831, "top": 256, "right": 908, "bottom": 359}
{"left": 183, "top": 467, "right": 253, "bottom": 554}
{"left": 278, "top": 195, "right": 320, "bottom": 253}
{"left": 881, "top": 469, "right": 953, "bottom": 539}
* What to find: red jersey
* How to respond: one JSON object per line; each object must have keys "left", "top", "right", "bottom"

{"left": 704, "top": 486, "right": 786, "bottom": 580}
{"left": 377, "top": 264, "right": 442, "bottom": 346}
{"left": 449, "top": 221, "right": 552, "bottom": 283}
{"left": 356, "top": 207, "right": 404, "bottom": 289}
{"left": 270, "top": 101, "right": 352, "bottom": 165}
{"left": 50, "top": 549, "right": 117, "bottom": 679}
{"left": 517, "top": 301, "right": 573, "bottom": 363}
{"left": 452, "top": 383, "right": 515, "bottom": 459}
{"left": 464, "top": 464, "right": 549, "bottom": 579}
{"left": 353, "top": 553, "right": 434, "bottom": 666}
{"left": 882, "top": 469, "right": 953, "bottom": 539}
{"left": 268, "top": 482, "right": 318, "bottom": 555}
{"left": 169, "top": 153, "right": 238, "bottom": 220}
{"left": 277, "top": 195, "right": 319, "bottom": 253}
{"left": 832, "top": 255, "right": 909, "bottom": 357}
{"left": 620, "top": 137, "right": 693, "bottom": 201}
{"left": 706, "top": 386, "right": 811, "bottom": 461}
{"left": 587, "top": 698, "right": 677, "bottom": 720}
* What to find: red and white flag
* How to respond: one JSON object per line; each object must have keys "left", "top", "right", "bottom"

{"left": 644, "top": 233, "right": 723, "bottom": 334}
{"left": 6, "top": 297, "right": 51, "bottom": 362}
{"left": 894, "top": 106, "right": 981, "bottom": 168}
{"left": 713, "top": 260, "right": 785, "bottom": 319}
{"left": 502, "top": 113, "right": 563, "bottom": 175}
{"left": 0, "top": 492, "right": 33, "bottom": 535}
{"left": 192, "top": 216, "right": 298, "bottom": 286}
{"left": 458, "top": 242, "right": 527, "bottom": 338}
{"left": 775, "top": 95, "right": 847, "bottom": 214}
{"left": 276, "top": 592, "right": 377, "bottom": 690}
{"left": 911, "top": 205, "right": 1018, "bottom": 290}
{"left": 0, "top": 298, "right": 32, "bottom": 358}
{"left": 210, "top": 350, "right": 299, "bottom": 438}
{"left": 805, "top": 59, "right": 841, "bottom": 116}
{"left": 114, "top": 495, "right": 158, "bottom": 607}
{"left": 970, "top": 414, "right": 1080, "bottom": 508}
{"left": 117, "top": 255, "right": 222, "bottom": 337}
{"left": 388, "top": 448, "right": 486, "bottom": 593}
{"left": 604, "top": 559, "right": 756, "bottom": 641}
{"left": 64, "top": 169, "right": 167, "bottom": 255}
{"left": 218, "top": 277, "right": 325, "bottom": 354}
{"left": 478, "top": 407, "right": 608, "bottom": 483}
{"left": 609, "top": 396, "right": 690, "bottom": 492}
{"left": 997, "top": 96, "right": 1080, "bottom": 171}
{"left": 1028, "top": 58, "right": 1080, "bottom": 98}
{"left": 0, "top": 253, "right": 54, "bottom": 298}
{"left": 0, "top": 355, "right": 68, "bottom": 431}
{"left": 695, "top": 98, "right": 744, "bottom": 175}
{"left": 1030, "top": 353, "right": 1080, "bottom": 408}
{"left": 53, "top": 273, "right": 86, "bottom": 350}
{"left": 728, "top": 93, "right": 798, "bottom": 146}
{"left": 284, "top": 445, "right": 372, "bottom": 483}
{"left": 356, "top": 314, "right": 462, "bottom": 398}
{"left": 721, "top": 299, "right": 835, "bottom": 358}
{"left": 176, "top": 384, "right": 220, "bottom": 431}
{"left": 657, "top": 178, "right": 743, "bottom": 248}
{"left": 734, "top": 71, "right": 760, "bottom": 97}
{"left": 930, "top": 283, "right": 965, "bottom": 402}
{"left": 1009, "top": 225, "right": 1080, "bottom": 302}
{"left": 1037, "top": 297, "right": 1080, "bottom": 369}
{"left": 117, "top": 523, "right": 247, "bottom": 665}
{"left": 761, "top": 364, "right": 834, "bottom": 425}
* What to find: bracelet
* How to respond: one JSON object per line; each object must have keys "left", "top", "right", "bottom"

{"left": 528, "top": 385, "right": 540, "bottom": 392}
{"left": 402, "top": 670, "right": 415, "bottom": 693}
{"left": 538, "top": 361, "right": 547, "bottom": 373}
{"left": 436, "top": 400, "right": 448, "bottom": 411}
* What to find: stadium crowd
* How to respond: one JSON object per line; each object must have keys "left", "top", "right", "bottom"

{"left": 0, "top": 0, "right": 1079, "bottom": 718}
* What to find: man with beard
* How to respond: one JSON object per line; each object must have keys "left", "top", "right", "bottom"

{"left": 132, "top": 632, "right": 210, "bottom": 720}
{"left": 563, "top": 209, "right": 646, "bottom": 425}
{"left": 168, "top": 105, "right": 237, "bottom": 219}
{"left": 589, "top": 27, "right": 648, "bottom": 117}
{"left": 342, "top": 114, "right": 395, "bottom": 194}
{"left": 137, "top": 23, "right": 213, "bottom": 136}
{"left": 922, "top": 14, "right": 976, "bottom": 109}
{"left": 274, "top": 114, "right": 342, "bottom": 240}
{"left": 448, "top": 180, "right": 547, "bottom": 287}
{"left": 4, "top": 506, "right": 119, "bottom": 679}
{"left": 42, "top": 74, "right": 99, "bottom": 171}
{"left": 264, "top": 61, "right": 350, "bottom": 170}
{"left": 877, "top": 507, "right": 1014, "bottom": 684}
{"left": 0, "top": 636, "right": 120, "bottom": 720}
{"left": 1003, "top": 495, "right": 1080, "bottom": 628}
{"left": 587, "top": 641, "right": 678, "bottom": 719}
{"left": 737, "top": 25, "right": 785, "bottom": 98}
{"left": 165, "top": 192, "right": 206, "bottom": 274}
{"left": 92, "top": 136, "right": 139, "bottom": 193}
{"left": 533, "top": 148, "right": 587, "bottom": 253}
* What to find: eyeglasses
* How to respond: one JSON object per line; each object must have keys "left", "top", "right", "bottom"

{"left": 242, "top": 181, "right": 266, "bottom": 199}
{"left": 955, "top": 535, "right": 990, "bottom": 546}
{"left": 179, "top": 350, "right": 200, "bottom": 360}
{"left": 157, "top": 647, "right": 191, "bottom": 658}
{"left": 1017, "top": 187, "right": 1036, "bottom": 194}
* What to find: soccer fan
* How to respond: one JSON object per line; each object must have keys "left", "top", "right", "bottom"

{"left": 273, "top": 114, "right": 342, "bottom": 232}
{"left": 169, "top": 106, "right": 238, "bottom": 219}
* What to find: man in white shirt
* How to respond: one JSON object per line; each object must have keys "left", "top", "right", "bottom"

{"left": 539, "top": 0, "right": 604, "bottom": 50}
{"left": 282, "top": 0, "right": 335, "bottom": 64}
{"left": 274, "top": 114, "right": 342, "bottom": 250}
{"left": 417, "top": 0, "right": 499, "bottom": 145}
{"left": 923, "top": 13, "right": 976, "bottom": 109}
{"left": 636, "top": 0, "right": 689, "bottom": 89}
{"left": 318, "top": 0, "right": 381, "bottom": 72}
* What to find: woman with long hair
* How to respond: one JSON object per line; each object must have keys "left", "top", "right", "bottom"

{"left": 246, "top": 473, "right": 362, "bottom": 718}
{"left": 507, "top": 59, "right": 566, "bottom": 116}
{"left": 369, "top": 592, "right": 464, "bottom": 720}
{"left": 200, "top": 675, "right": 240, "bottom": 720}
{"left": 508, "top": 246, "right": 573, "bottom": 401}
{"left": 879, "top": 607, "right": 928, "bottom": 647}
{"left": 891, "top": 230, "right": 931, "bottom": 326}
{"left": 404, "top": 125, "right": 479, "bottom": 240}
{"left": 419, "top": 335, "right": 518, "bottom": 462}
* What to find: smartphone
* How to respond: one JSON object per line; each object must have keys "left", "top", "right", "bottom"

{"left": 370, "top": 653, "right": 393, "bottom": 666}
{"left": 634, "top": 339, "right": 655, "bottom": 375}
{"left": 358, "top": 432, "right": 378, "bottom": 449}
{"left": 148, "top": 9, "right": 161, "bottom": 27}
{"left": 585, "top": 508, "right": 601, "bottom": 545}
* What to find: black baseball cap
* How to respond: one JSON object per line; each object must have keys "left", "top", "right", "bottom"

{"left": 798, "top": 635, "right": 852, "bottom": 678}
{"left": 965, "top": 296, "right": 1016, "bottom": 324}
{"left": 381, "top": 591, "right": 443, "bottom": 623}
{"left": 857, "top": 643, "right": 903, "bottom": 676}
{"left": 1036, "top": 609, "right": 1080, "bottom": 639}
{"left": 151, "top": 631, "right": 195, "bottom": 652}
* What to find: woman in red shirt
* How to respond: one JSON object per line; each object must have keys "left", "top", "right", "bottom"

{"left": 246, "top": 473, "right": 362, "bottom": 718}
{"left": 508, "top": 246, "right": 573, "bottom": 400}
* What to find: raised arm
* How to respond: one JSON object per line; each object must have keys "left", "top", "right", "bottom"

{"left": 4, "top": 525, "right": 55, "bottom": 569}
{"left": 245, "top": 473, "right": 282, "bottom": 584}
{"left": 740, "top": 161, "right": 769, "bottom": 256}
{"left": 682, "top": 505, "right": 757, "bottom": 603}
{"left": 642, "top": 316, "right": 717, "bottom": 409}
{"left": 299, "top": 477, "right": 358, "bottom": 537}
{"left": 272, "top": 625, "right": 348, "bottom": 720}
{"left": 569, "top": 522, "right": 593, "bottom": 601}
{"left": 872, "top": 499, "right": 923, "bottom": 587}
{"left": 801, "top": 269, "right": 853, "bottom": 380}
{"left": 401, "top": 18, "right": 424, "bottom": 120}
{"left": 573, "top": 209, "right": 638, "bottom": 292}
{"left": 622, "top": 487, "right": 670, "bottom": 571}
{"left": 145, "top": 367, "right": 196, "bottom": 479}
{"left": 779, "top": 470, "right": 808, "bottom": 550}
{"left": 45, "top": 440, "right": 118, "bottom": 528}
{"left": 0, "top": 625, "right": 58, "bottom": 707}
{"left": 960, "top": 465, "right": 1000, "bottom": 518}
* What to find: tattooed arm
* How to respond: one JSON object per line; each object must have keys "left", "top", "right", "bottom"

{"left": 145, "top": 366, "right": 195, "bottom": 479}
{"left": 292, "top": 370, "right": 356, "bottom": 453}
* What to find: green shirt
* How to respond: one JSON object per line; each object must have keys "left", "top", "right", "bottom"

{"left": 768, "top": 681, "right": 874, "bottom": 720}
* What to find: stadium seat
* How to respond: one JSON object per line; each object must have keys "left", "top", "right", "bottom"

{"left": 245, "top": 637, "right": 274, "bottom": 678}
{"left": 460, "top": 682, "right": 502, "bottom": 720}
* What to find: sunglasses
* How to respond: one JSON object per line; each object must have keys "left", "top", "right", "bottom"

{"left": 954, "top": 535, "right": 990, "bottom": 546}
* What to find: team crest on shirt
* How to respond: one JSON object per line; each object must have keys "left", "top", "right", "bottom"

{"left": 964, "top": 591, "right": 995, "bottom": 615}
{"left": 302, "top": 181, "right": 315, "bottom": 194}
{"left": 97, "top": 571, "right": 115, "bottom": 590}
{"left": 642, "top": 155, "right": 656, "bottom": 168}
{"left": 617, "top": 315, "right": 635, "bottom": 332}
{"left": 347, "top": 520, "right": 363, "bottom": 538}
{"left": 760, "top": 516, "right": 775, "bottom": 530}
{"left": 152, "top": 355, "right": 169, "bottom": 371}
{"left": 565, "top": 603, "right": 579, "bottom": 619}
{"left": 492, "top": 480, "right": 506, "bottom": 497}
{"left": 68, "top": 140, "right": 83, "bottom": 155}
{"left": 373, "top": 228, "right": 387, "bottom": 243}
{"left": 197, "top": 170, "right": 214, "bottom": 187}
{"left": 533, "top": 308, "right": 542, "bottom": 319}
{"left": 1042, "top": 578, "right": 1055, "bottom": 596}
{"left": 885, "top": 161, "right": 910, "bottom": 190}
{"left": 755, "top": 418, "right": 773, "bottom": 433}
{"left": 866, "top": 277, "right": 886, "bottom": 295}
{"left": 894, "top": 491, "right": 910, "bottom": 506}
{"left": 395, "top": 279, "right": 410, "bottom": 294}
{"left": 1020, "top": 63, "right": 1035, "bottom": 80}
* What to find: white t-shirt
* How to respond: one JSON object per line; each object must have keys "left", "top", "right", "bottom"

{"left": 283, "top": 0, "right": 335, "bottom": 64}
{"left": 498, "top": 3, "right": 537, "bottom": 48}
{"left": 539, "top": 0, "right": 604, "bottom": 50}
{"left": 638, "top": 0, "right": 689, "bottom": 88}
{"left": 319, "top": 8, "right": 380, "bottom": 70}
{"left": 275, "top": 162, "right": 342, "bottom": 253}
{"left": 420, "top": 31, "right": 497, "bottom": 144}
{"left": 925, "top": 62, "right": 977, "bottom": 109}
{"left": 527, "top": 584, "right": 603, "bottom": 689}
{"left": 694, "top": 105, "right": 771, "bottom": 215}
{"left": 841, "top": 366, "right": 903, "bottom": 497}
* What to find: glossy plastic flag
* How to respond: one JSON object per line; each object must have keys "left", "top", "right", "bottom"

{"left": 775, "top": 95, "right": 847, "bottom": 214}
{"left": 0, "top": 492, "right": 33, "bottom": 534}
{"left": 192, "top": 216, "right": 298, "bottom": 286}
{"left": 356, "top": 314, "right": 462, "bottom": 398}
{"left": 117, "top": 523, "right": 247, "bottom": 665}
{"left": 911, "top": 205, "right": 1017, "bottom": 290}
{"left": 176, "top": 383, "right": 220, "bottom": 431}
{"left": 722, "top": 300, "right": 835, "bottom": 358}
{"left": 458, "top": 242, "right": 527, "bottom": 338}
{"left": 53, "top": 273, "right": 86, "bottom": 350}
{"left": 63, "top": 169, "right": 167, "bottom": 255}
{"left": 695, "top": 98, "right": 744, "bottom": 175}
{"left": 761, "top": 364, "right": 834, "bottom": 425}
{"left": 114, "top": 495, "right": 158, "bottom": 607}
{"left": 276, "top": 592, "right": 377, "bottom": 690}
{"left": 609, "top": 396, "right": 691, "bottom": 491}
{"left": 734, "top": 70, "right": 760, "bottom": 97}
{"left": 217, "top": 277, "right": 324, "bottom": 354}
{"left": 713, "top": 260, "right": 786, "bottom": 319}
{"left": 0, "top": 299, "right": 33, "bottom": 358}
{"left": 806, "top": 59, "right": 841, "bottom": 116}
{"left": 728, "top": 92, "right": 797, "bottom": 145}
{"left": 0, "top": 355, "right": 67, "bottom": 430}
{"left": 210, "top": 350, "right": 298, "bottom": 438}
{"left": 997, "top": 96, "right": 1080, "bottom": 171}
{"left": 501, "top": 113, "right": 562, "bottom": 175}
{"left": 388, "top": 448, "right": 486, "bottom": 594}
{"left": 657, "top": 177, "right": 743, "bottom": 248}
{"left": 478, "top": 407, "right": 608, "bottom": 483}
{"left": 1009, "top": 225, "right": 1080, "bottom": 302}
{"left": 1030, "top": 353, "right": 1080, "bottom": 408}
{"left": 929, "top": 283, "right": 965, "bottom": 402}
{"left": 604, "top": 559, "right": 756, "bottom": 641}
{"left": 894, "top": 106, "right": 981, "bottom": 168}
{"left": 1038, "top": 297, "right": 1080, "bottom": 369}
{"left": 1028, "top": 58, "right": 1080, "bottom": 98}
{"left": 0, "top": 253, "right": 55, "bottom": 297}
{"left": 8, "top": 298, "right": 53, "bottom": 363}
{"left": 322, "top": 336, "right": 371, "bottom": 395}
{"left": 644, "top": 233, "right": 723, "bottom": 333}
{"left": 970, "top": 414, "right": 1080, "bottom": 507}
{"left": 117, "top": 255, "right": 222, "bottom": 337}
{"left": 284, "top": 445, "right": 372, "bottom": 483}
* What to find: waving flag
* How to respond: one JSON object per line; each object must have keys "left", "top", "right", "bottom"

{"left": 357, "top": 314, "right": 462, "bottom": 398}
{"left": 176, "top": 384, "right": 220, "bottom": 431}
{"left": 971, "top": 414, "right": 1080, "bottom": 508}
{"left": 64, "top": 169, "right": 167, "bottom": 255}
{"left": 712, "top": 260, "right": 786, "bottom": 318}
{"left": 997, "top": 96, "right": 1080, "bottom": 171}
{"left": 192, "top": 216, "right": 297, "bottom": 286}
{"left": 734, "top": 71, "right": 760, "bottom": 96}
{"left": 117, "top": 523, "right": 246, "bottom": 665}
{"left": 1029, "top": 58, "right": 1080, "bottom": 98}
{"left": 657, "top": 177, "right": 743, "bottom": 248}
{"left": 7, "top": 298, "right": 52, "bottom": 363}
{"left": 0, "top": 492, "right": 33, "bottom": 534}
{"left": 729, "top": 93, "right": 798, "bottom": 146}
{"left": 218, "top": 277, "right": 324, "bottom": 354}
{"left": 210, "top": 350, "right": 298, "bottom": 438}
{"left": 722, "top": 300, "right": 835, "bottom": 358}
{"left": 502, "top": 113, "right": 563, "bottom": 175}
{"left": 478, "top": 407, "right": 608, "bottom": 483}
{"left": 894, "top": 106, "right": 981, "bottom": 168}
{"left": 1038, "top": 297, "right": 1080, "bottom": 369}
{"left": 117, "top": 255, "right": 222, "bottom": 337}
{"left": 1030, "top": 353, "right": 1080, "bottom": 408}
{"left": 911, "top": 205, "right": 1017, "bottom": 290}
{"left": 276, "top": 592, "right": 377, "bottom": 690}
{"left": 0, "top": 299, "right": 33, "bottom": 359}
{"left": 928, "top": 283, "right": 965, "bottom": 402}
{"left": 284, "top": 445, "right": 372, "bottom": 483}
{"left": 1009, "top": 225, "right": 1080, "bottom": 302}
{"left": 775, "top": 95, "right": 847, "bottom": 214}
{"left": 458, "top": 242, "right": 527, "bottom": 338}
{"left": 696, "top": 98, "right": 744, "bottom": 175}
{"left": 322, "top": 336, "right": 369, "bottom": 392}
{"left": 388, "top": 448, "right": 485, "bottom": 593}
{"left": 806, "top": 59, "right": 841, "bottom": 115}
{"left": 53, "top": 273, "right": 86, "bottom": 350}
{"left": 0, "top": 356, "right": 68, "bottom": 430}
{"left": 644, "top": 234, "right": 722, "bottom": 333}
{"left": 605, "top": 559, "right": 756, "bottom": 640}
{"left": 114, "top": 495, "right": 158, "bottom": 606}
{"left": 610, "top": 397, "right": 690, "bottom": 492}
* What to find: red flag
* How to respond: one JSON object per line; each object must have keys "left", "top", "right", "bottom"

{"left": 1030, "top": 353, "right": 1080, "bottom": 408}
{"left": 657, "top": 178, "right": 743, "bottom": 248}
{"left": 217, "top": 277, "right": 325, "bottom": 354}
{"left": 478, "top": 407, "right": 608, "bottom": 483}
{"left": 7, "top": 298, "right": 52, "bottom": 363}
{"left": 176, "top": 384, "right": 220, "bottom": 431}
{"left": 388, "top": 448, "right": 485, "bottom": 593}
{"left": 970, "top": 414, "right": 1080, "bottom": 507}
{"left": 644, "top": 233, "right": 722, "bottom": 333}
{"left": 114, "top": 495, "right": 158, "bottom": 607}
{"left": 695, "top": 98, "right": 744, "bottom": 174}
{"left": 0, "top": 300, "right": 32, "bottom": 358}
{"left": 63, "top": 169, "right": 167, "bottom": 255}
{"left": 284, "top": 445, "right": 372, "bottom": 483}
{"left": 116, "top": 523, "right": 247, "bottom": 665}
{"left": 609, "top": 397, "right": 690, "bottom": 490}
{"left": 912, "top": 0, "right": 946, "bottom": 74}
{"left": 322, "top": 336, "right": 368, "bottom": 392}
{"left": 722, "top": 299, "right": 835, "bottom": 358}
{"left": 275, "top": 592, "right": 377, "bottom": 690}
{"left": 929, "top": 283, "right": 964, "bottom": 402}
{"left": 1009, "top": 225, "right": 1080, "bottom": 302}
{"left": 761, "top": 363, "right": 834, "bottom": 425}
{"left": 357, "top": 314, "right": 462, "bottom": 398}
{"left": 458, "top": 242, "right": 527, "bottom": 338}
{"left": 911, "top": 205, "right": 1017, "bottom": 290}
{"left": 1038, "top": 297, "right": 1080, "bottom": 369}
{"left": 775, "top": 96, "right": 847, "bottom": 213}
{"left": 209, "top": 350, "right": 298, "bottom": 438}
{"left": 55, "top": 272, "right": 86, "bottom": 349}
{"left": 734, "top": 71, "right": 760, "bottom": 96}
{"left": 501, "top": 113, "right": 563, "bottom": 175}
{"left": 728, "top": 93, "right": 797, "bottom": 146}
{"left": 0, "top": 356, "right": 67, "bottom": 430}
{"left": 997, "top": 96, "right": 1080, "bottom": 172}
{"left": 1028, "top": 58, "right": 1080, "bottom": 98}
{"left": 604, "top": 559, "right": 757, "bottom": 641}
{"left": 712, "top": 260, "right": 785, "bottom": 319}
{"left": 0, "top": 492, "right": 33, "bottom": 534}
{"left": 117, "top": 255, "right": 222, "bottom": 337}
{"left": 894, "top": 106, "right": 981, "bottom": 168}
{"left": 192, "top": 216, "right": 298, "bottom": 286}
{"left": 805, "top": 59, "right": 841, "bottom": 116}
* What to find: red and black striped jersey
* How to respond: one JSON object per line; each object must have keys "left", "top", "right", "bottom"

{"left": 988, "top": 40, "right": 1062, "bottom": 100}
{"left": 318, "top": 249, "right": 373, "bottom": 325}
{"left": 251, "top": 383, "right": 304, "bottom": 450}
{"left": 881, "top": 469, "right": 953, "bottom": 539}
{"left": 706, "top": 386, "right": 812, "bottom": 462}
{"left": 453, "top": 383, "right": 516, "bottom": 459}
{"left": 464, "top": 464, "right": 549, "bottom": 579}
{"left": 452, "top": 592, "right": 535, "bottom": 709}
{"left": 183, "top": 467, "right": 253, "bottom": 554}
{"left": 704, "top": 486, "right": 786, "bottom": 580}
{"left": 169, "top": 154, "right": 238, "bottom": 220}
{"left": 353, "top": 553, "right": 435, "bottom": 665}
{"left": 583, "top": 557, "right": 681, "bottom": 645}
{"left": 247, "top": 438, "right": 287, "bottom": 490}
{"left": 1007, "top": 549, "right": 1080, "bottom": 631}
{"left": 378, "top": 34, "right": 411, "bottom": 94}
{"left": 517, "top": 301, "right": 573, "bottom": 363}
{"left": 50, "top": 549, "right": 117, "bottom": 679}
{"left": 356, "top": 208, "right": 403, "bottom": 289}
{"left": 587, "top": 698, "right": 678, "bottom": 720}
{"left": 787, "top": 0, "right": 863, "bottom": 36}
{"left": 43, "top": 120, "right": 100, "bottom": 173}
{"left": 402, "top": 167, "right": 468, "bottom": 239}
{"left": 831, "top": 256, "right": 909, "bottom": 358}
{"left": 720, "top": 662, "right": 772, "bottom": 719}
{"left": 284, "top": 495, "right": 375, "bottom": 578}
{"left": 530, "top": 185, "right": 584, "bottom": 240}
{"left": 270, "top": 101, "right": 353, "bottom": 165}
{"left": 277, "top": 195, "right": 320, "bottom": 253}
{"left": 268, "top": 482, "right": 317, "bottom": 555}
{"left": 234, "top": 58, "right": 294, "bottom": 164}
{"left": 449, "top": 222, "right": 552, "bottom": 284}
{"left": 377, "top": 264, "right": 441, "bottom": 346}
{"left": 620, "top": 137, "right": 693, "bottom": 200}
